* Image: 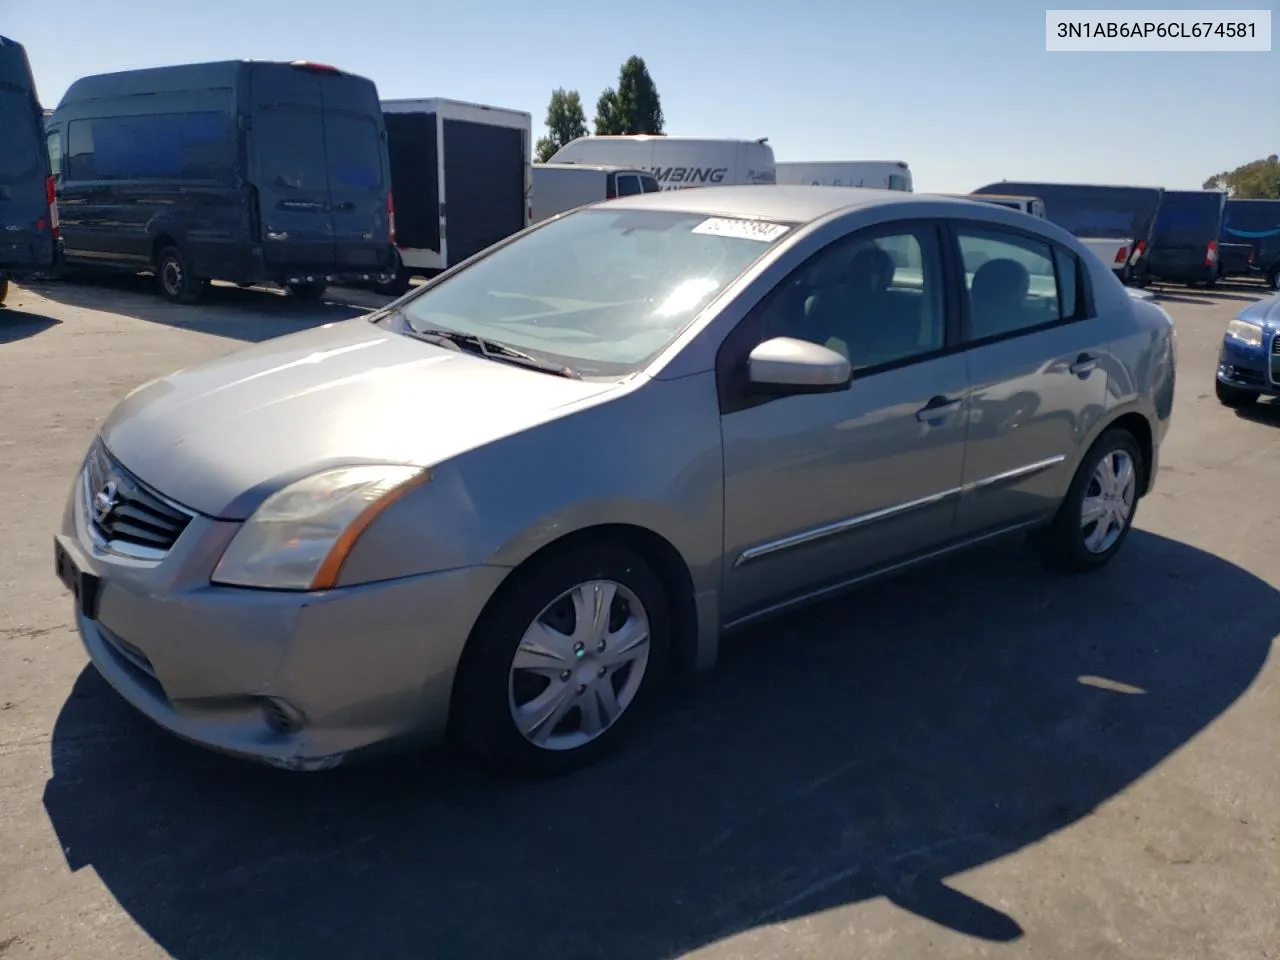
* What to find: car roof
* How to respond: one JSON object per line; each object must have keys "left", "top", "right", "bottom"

{"left": 604, "top": 185, "right": 984, "bottom": 224}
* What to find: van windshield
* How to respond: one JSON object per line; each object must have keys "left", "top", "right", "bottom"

{"left": 398, "top": 208, "right": 794, "bottom": 377}
{"left": 0, "top": 92, "right": 40, "bottom": 181}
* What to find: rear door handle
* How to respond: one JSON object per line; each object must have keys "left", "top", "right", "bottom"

{"left": 1069, "top": 353, "right": 1099, "bottom": 377}
{"left": 916, "top": 395, "right": 963, "bottom": 422}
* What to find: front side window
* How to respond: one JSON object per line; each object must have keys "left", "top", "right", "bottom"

{"left": 955, "top": 225, "right": 1071, "bottom": 340}
{"left": 755, "top": 224, "right": 946, "bottom": 371}
{"left": 398, "top": 208, "right": 794, "bottom": 377}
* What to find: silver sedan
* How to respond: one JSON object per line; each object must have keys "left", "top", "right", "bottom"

{"left": 54, "top": 186, "right": 1177, "bottom": 774}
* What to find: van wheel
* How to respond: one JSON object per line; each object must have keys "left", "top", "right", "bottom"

{"left": 0, "top": 276, "right": 9, "bottom": 306}
{"left": 156, "top": 245, "right": 205, "bottom": 304}
{"left": 1270, "top": 266, "right": 1280, "bottom": 292}
{"left": 372, "top": 265, "right": 412, "bottom": 297}
{"left": 1030, "top": 428, "right": 1143, "bottom": 574}
{"left": 286, "top": 281, "right": 328, "bottom": 300}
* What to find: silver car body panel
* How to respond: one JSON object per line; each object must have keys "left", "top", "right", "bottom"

{"left": 60, "top": 186, "right": 1176, "bottom": 767}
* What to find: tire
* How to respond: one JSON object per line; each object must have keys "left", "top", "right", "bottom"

{"left": 371, "top": 265, "right": 412, "bottom": 297}
{"left": 1269, "top": 266, "right": 1280, "bottom": 293}
{"left": 155, "top": 244, "right": 206, "bottom": 304}
{"left": 450, "top": 543, "right": 671, "bottom": 776}
{"left": 0, "top": 276, "right": 8, "bottom": 306}
{"left": 1216, "top": 379, "right": 1258, "bottom": 408}
{"left": 286, "top": 280, "right": 328, "bottom": 300}
{"left": 1031, "top": 428, "right": 1144, "bottom": 574}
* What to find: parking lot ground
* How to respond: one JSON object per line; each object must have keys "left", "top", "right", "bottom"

{"left": 1, "top": 277, "right": 1278, "bottom": 960}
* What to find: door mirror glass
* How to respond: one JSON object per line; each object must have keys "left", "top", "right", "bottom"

{"left": 747, "top": 336, "right": 852, "bottom": 394}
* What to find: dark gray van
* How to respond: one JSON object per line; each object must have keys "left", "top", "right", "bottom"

{"left": 1146, "top": 190, "right": 1227, "bottom": 287}
{"left": 0, "top": 35, "right": 59, "bottom": 306}
{"left": 47, "top": 59, "right": 396, "bottom": 303}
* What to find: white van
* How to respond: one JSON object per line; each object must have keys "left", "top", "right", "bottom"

{"left": 775, "top": 161, "right": 913, "bottom": 192}
{"left": 531, "top": 163, "right": 660, "bottom": 223}
{"left": 546, "top": 136, "right": 776, "bottom": 190}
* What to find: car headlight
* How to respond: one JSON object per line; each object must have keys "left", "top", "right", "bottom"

{"left": 211, "top": 464, "right": 431, "bottom": 590}
{"left": 1227, "top": 318, "right": 1264, "bottom": 347}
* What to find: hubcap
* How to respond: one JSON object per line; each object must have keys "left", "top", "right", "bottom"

{"left": 1081, "top": 449, "right": 1137, "bottom": 554}
{"left": 508, "top": 579, "right": 651, "bottom": 751}
{"left": 162, "top": 259, "right": 182, "bottom": 295}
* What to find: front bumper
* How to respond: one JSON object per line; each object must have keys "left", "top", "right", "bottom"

{"left": 1217, "top": 334, "right": 1278, "bottom": 396}
{"left": 56, "top": 455, "right": 508, "bottom": 770}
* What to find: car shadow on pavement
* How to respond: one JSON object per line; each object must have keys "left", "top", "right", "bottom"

{"left": 1149, "top": 283, "right": 1268, "bottom": 306}
{"left": 42, "top": 529, "right": 1277, "bottom": 959}
{"left": 25, "top": 274, "right": 391, "bottom": 343}
{"left": 0, "top": 306, "right": 60, "bottom": 343}
{"left": 1233, "top": 397, "right": 1280, "bottom": 427}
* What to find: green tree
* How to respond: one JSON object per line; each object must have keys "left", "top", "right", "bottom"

{"left": 535, "top": 88, "right": 589, "bottom": 163}
{"left": 1202, "top": 154, "right": 1280, "bottom": 199}
{"left": 594, "top": 56, "right": 664, "bottom": 136}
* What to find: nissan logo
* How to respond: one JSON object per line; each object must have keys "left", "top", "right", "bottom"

{"left": 93, "top": 479, "right": 119, "bottom": 523}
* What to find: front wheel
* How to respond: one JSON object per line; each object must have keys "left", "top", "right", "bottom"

{"left": 451, "top": 543, "right": 671, "bottom": 776}
{"left": 1216, "top": 379, "right": 1258, "bottom": 408}
{"left": 1031, "top": 428, "right": 1143, "bottom": 574}
{"left": 286, "top": 280, "right": 328, "bottom": 300}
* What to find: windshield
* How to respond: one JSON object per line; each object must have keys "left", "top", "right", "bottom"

{"left": 398, "top": 208, "right": 794, "bottom": 377}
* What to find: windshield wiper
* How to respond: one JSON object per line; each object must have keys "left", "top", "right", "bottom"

{"left": 407, "top": 327, "right": 581, "bottom": 379}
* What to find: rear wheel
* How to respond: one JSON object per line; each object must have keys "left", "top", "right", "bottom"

{"left": 286, "top": 280, "right": 328, "bottom": 300}
{"left": 0, "top": 276, "right": 9, "bottom": 306}
{"left": 155, "top": 244, "right": 206, "bottom": 304}
{"left": 1269, "top": 266, "right": 1280, "bottom": 292}
{"left": 1216, "top": 379, "right": 1258, "bottom": 408}
{"left": 451, "top": 543, "right": 671, "bottom": 776}
{"left": 1031, "top": 428, "right": 1143, "bottom": 574}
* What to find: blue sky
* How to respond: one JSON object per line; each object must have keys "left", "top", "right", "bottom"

{"left": 8, "top": 0, "right": 1277, "bottom": 193}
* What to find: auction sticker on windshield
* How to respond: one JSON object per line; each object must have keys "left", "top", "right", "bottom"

{"left": 691, "top": 217, "right": 792, "bottom": 243}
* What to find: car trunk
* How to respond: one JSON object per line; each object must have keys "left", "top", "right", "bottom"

{"left": 247, "top": 64, "right": 390, "bottom": 275}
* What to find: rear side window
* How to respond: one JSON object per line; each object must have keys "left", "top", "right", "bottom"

{"left": 0, "top": 92, "right": 41, "bottom": 180}
{"left": 956, "top": 225, "right": 1069, "bottom": 340}
{"left": 66, "top": 112, "right": 234, "bottom": 181}
{"left": 323, "top": 113, "right": 384, "bottom": 192}
{"left": 252, "top": 106, "right": 328, "bottom": 192}
{"left": 888, "top": 174, "right": 909, "bottom": 191}
{"left": 615, "top": 174, "right": 642, "bottom": 197}
{"left": 639, "top": 175, "right": 661, "bottom": 193}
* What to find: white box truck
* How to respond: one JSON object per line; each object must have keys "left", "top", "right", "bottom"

{"left": 547, "top": 135, "right": 776, "bottom": 190}
{"left": 775, "top": 161, "right": 913, "bottom": 192}
{"left": 377, "top": 98, "right": 532, "bottom": 293}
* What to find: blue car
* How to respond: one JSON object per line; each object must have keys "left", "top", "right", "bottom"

{"left": 1216, "top": 293, "right": 1280, "bottom": 407}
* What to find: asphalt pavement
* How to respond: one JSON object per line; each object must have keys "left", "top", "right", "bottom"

{"left": 0, "top": 274, "right": 1277, "bottom": 960}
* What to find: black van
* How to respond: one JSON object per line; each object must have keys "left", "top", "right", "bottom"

{"left": 0, "top": 35, "right": 59, "bottom": 307}
{"left": 46, "top": 59, "right": 396, "bottom": 303}
{"left": 972, "top": 181, "right": 1163, "bottom": 285}
{"left": 1146, "top": 190, "right": 1227, "bottom": 287}
{"left": 1222, "top": 199, "right": 1280, "bottom": 291}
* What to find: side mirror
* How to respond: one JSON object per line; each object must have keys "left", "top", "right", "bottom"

{"left": 747, "top": 336, "right": 852, "bottom": 395}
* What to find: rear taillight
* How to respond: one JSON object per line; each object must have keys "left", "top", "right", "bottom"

{"left": 1205, "top": 240, "right": 1218, "bottom": 266}
{"left": 1114, "top": 246, "right": 1129, "bottom": 265}
{"left": 45, "top": 175, "right": 59, "bottom": 239}
{"left": 1129, "top": 239, "right": 1146, "bottom": 265}
{"left": 387, "top": 191, "right": 396, "bottom": 245}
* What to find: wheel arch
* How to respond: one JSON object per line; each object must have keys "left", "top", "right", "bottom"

{"left": 449, "top": 522, "right": 701, "bottom": 720}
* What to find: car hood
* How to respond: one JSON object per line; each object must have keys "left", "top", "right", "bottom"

{"left": 101, "top": 318, "right": 619, "bottom": 519}
{"left": 1237, "top": 292, "right": 1280, "bottom": 330}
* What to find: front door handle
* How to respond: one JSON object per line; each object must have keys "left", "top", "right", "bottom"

{"left": 916, "top": 395, "right": 963, "bottom": 422}
{"left": 1069, "top": 353, "right": 1098, "bottom": 377}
